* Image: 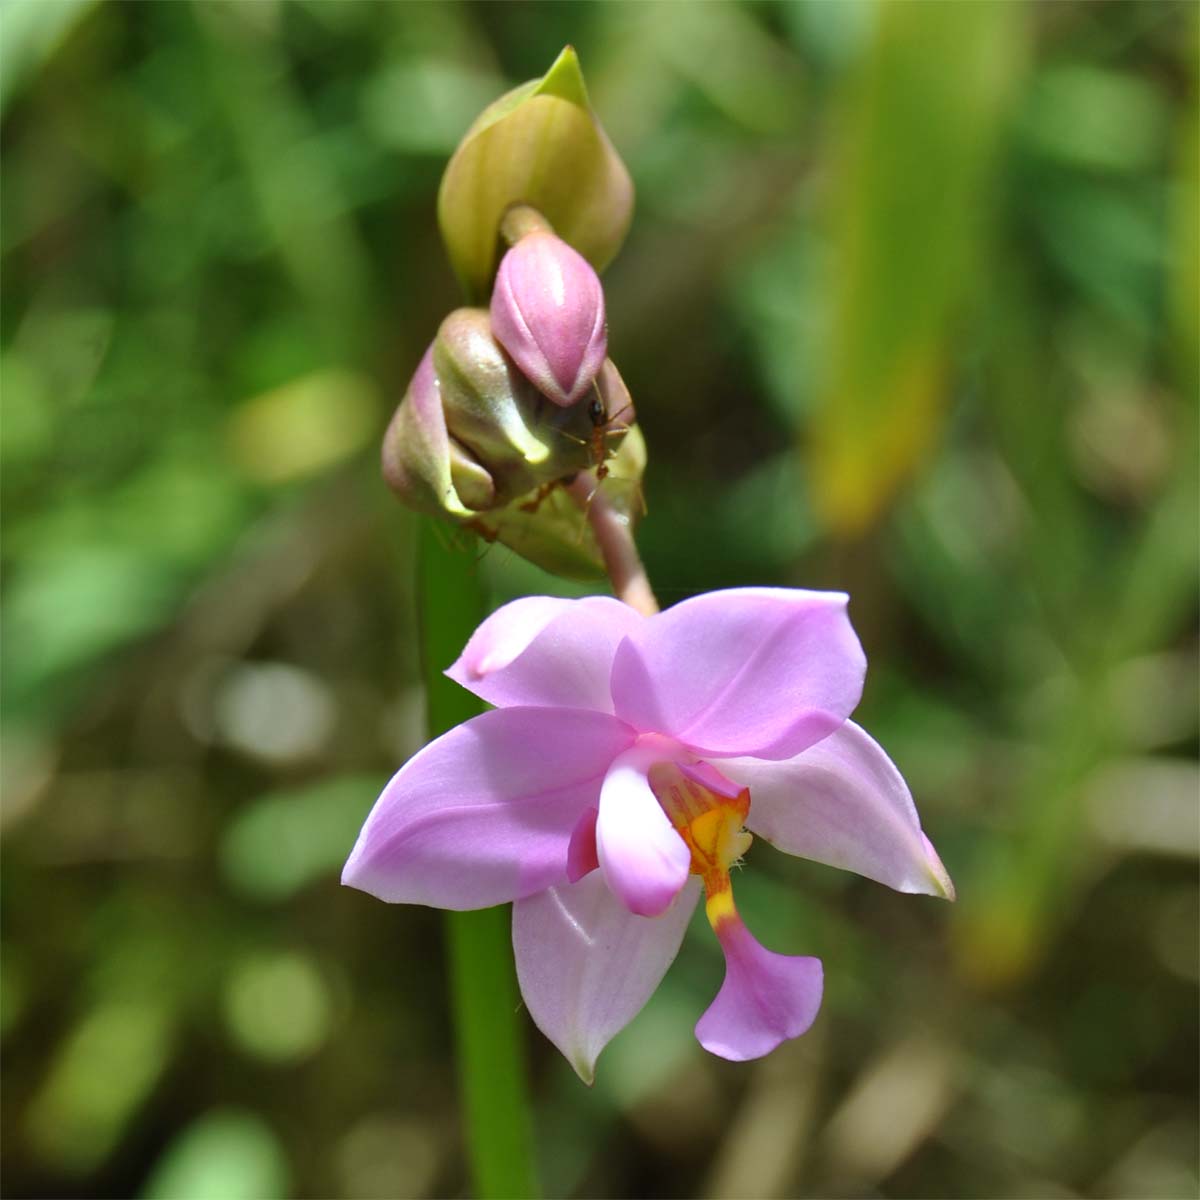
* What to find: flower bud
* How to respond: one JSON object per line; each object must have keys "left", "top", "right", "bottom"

{"left": 382, "top": 309, "right": 635, "bottom": 532}
{"left": 438, "top": 46, "right": 634, "bottom": 300}
{"left": 472, "top": 422, "right": 647, "bottom": 581}
{"left": 383, "top": 312, "right": 641, "bottom": 578}
{"left": 432, "top": 307, "right": 555, "bottom": 494}
{"left": 381, "top": 347, "right": 477, "bottom": 519}
{"left": 491, "top": 230, "right": 607, "bottom": 407}
{"left": 447, "top": 438, "right": 495, "bottom": 513}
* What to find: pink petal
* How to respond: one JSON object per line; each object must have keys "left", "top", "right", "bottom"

{"left": 342, "top": 708, "right": 635, "bottom": 909}
{"left": 449, "top": 596, "right": 574, "bottom": 678}
{"left": 610, "top": 588, "right": 866, "bottom": 761}
{"left": 695, "top": 915, "right": 823, "bottom": 1061}
{"left": 720, "top": 721, "right": 955, "bottom": 899}
{"left": 490, "top": 231, "right": 608, "bottom": 407}
{"left": 448, "top": 595, "right": 644, "bottom": 713}
{"left": 566, "top": 806, "right": 599, "bottom": 883}
{"left": 596, "top": 739, "right": 691, "bottom": 917}
{"left": 513, "top": 874, "right": 701, "bottom": 1083}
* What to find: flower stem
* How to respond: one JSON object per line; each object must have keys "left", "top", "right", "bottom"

{"left": 499, "top": 203, "right": 555, "bottom": 246}
{"left": 567, "top": 473, "right": 659, "bottom": 615}
{"left": 417, "top": 519, "right": 540, "bottom": 1200}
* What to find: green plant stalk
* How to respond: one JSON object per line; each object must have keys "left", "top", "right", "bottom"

{"left": 416, "top": 520, "right": 539, "bottom": 1200}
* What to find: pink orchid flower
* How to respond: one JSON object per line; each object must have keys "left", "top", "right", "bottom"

{"left": 343, "top": 589, "right": 954, "bottom": 1082}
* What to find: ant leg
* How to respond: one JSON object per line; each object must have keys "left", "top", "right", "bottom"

{"left": 595, "top": 467, "right": 647, "bottom": 519}
{"left": 518, "top": 480, "right": 559, "bottom": 514}
{"left": 604, "top": 401, "right": 635, "bottom": 428}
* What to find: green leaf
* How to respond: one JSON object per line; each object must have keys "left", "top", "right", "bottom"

{"left": 471, "top": 425, "right": 647, "bottom": 582}
{"left": 809, "top": 1, "right": 1026, "bottom": 534}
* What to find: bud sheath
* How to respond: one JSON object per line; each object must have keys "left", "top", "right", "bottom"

{"left": 437, "top": 47, "right": 634, "bottom": 300}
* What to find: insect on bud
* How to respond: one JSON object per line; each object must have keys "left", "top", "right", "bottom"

{"left": 491, "top": 229, "right": 608, "bottom": 408}
{"left": 382, "top": 309, "right": 632, "bottom": 520}
{"left": 382, "top": 312, "right": 642, "bottom": 579}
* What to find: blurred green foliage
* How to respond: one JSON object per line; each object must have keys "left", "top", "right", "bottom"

{"left": 1, "top": 2, "right": 1196, "bottom": 1198}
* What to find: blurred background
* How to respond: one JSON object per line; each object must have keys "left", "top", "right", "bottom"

{"left": 2, "top": 1, "right": 1196, "bottom": 1197}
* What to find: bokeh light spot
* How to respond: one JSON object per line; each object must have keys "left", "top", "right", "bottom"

{"left": 222, "top": 950, "right": 332, "bottom": 1064}
{"left": 141, "top": 1108, "right": 290, "bottom": 1200}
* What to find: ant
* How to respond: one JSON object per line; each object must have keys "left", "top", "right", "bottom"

{"left": 574, "top": 379, "right": 643, "bottom": 530}
{"left": 586, "top": 390, "right": 615, "bottom": 481}
{"left": 516, "top": 378, "right": 643, "bottom": 534}
{"left": 579, "top": 376, "right": 635, "bottom": 479}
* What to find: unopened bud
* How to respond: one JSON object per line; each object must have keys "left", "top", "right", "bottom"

{"left": 433, "top": 308, "right": 554, "bottom": 487}
{"left": 472, "top": 423, "right": 648, "bottom": 581}
{"left": 447, "top": 439, "right": 495, "bottom": 512}
{"left": 491, "top": 229, "right": 607, "bottom": 407}
{"left": 438, "top": 46, "right": 634, "bottom": 300}
{"left": 381, "top": 347, "right": 476, "bottom": 519}
{"left": 382, "top": 309, "right": 635, "bottom": 529}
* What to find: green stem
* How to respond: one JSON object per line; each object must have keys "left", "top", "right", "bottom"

{"left": 446, "top": 908, "right": 538, "bottom": 1199}
{"left": 416, "top": 520, "right": 539, "bottom": 1200}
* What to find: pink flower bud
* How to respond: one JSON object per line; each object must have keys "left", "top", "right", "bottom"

{"left": 490, "top": 231, "right": 607, "bottom": 408}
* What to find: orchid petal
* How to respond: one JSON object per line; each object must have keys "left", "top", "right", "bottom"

{"left": 566, "top": 806, "right": 599, "bottom": 883}
{"left": 720, "top": 721, "right": 955, "bottom": 899}
{"left": 610, "top": 588, "right": 865, "bottom": 760}
{"left": 696, "top": 915, "right": 823, "bottom": 1061}
{"left": 448, "top": 596, "right": 571, "bottom": 678}
{"left": 448, "top": 595, "right": 644, "bottom": 713}
{"left": 596, "top": 740, "right": 691, "bottom": 917}
{"left": 342, "top": 708, "right": 635, "bottom": 908}
{"left": 514, "top": 874, "right": 701, "bottom": 1083}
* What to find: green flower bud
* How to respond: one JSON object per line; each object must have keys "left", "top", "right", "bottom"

{"left": 433, "top": 307, "right": 594, "bottom": 503}
{"left": 380, "top": 347, "right": 474, "bottom": 520}
{"left": 438, "top": 46, "right": 634, "bottom": 301}
{"left": 447, "top": 438, "right": 495, "bottom": 512}
{"left": 471, "top": 423, "right": 647, "bottom": 580}
{"left": 382, "top": 310, "right": 639, "bottom": 580}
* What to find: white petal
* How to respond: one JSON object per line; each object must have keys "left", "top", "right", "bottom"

{"left": 596, "top": 740, "right": 691, "bottom": 916}
{"left": 513, "top": 875, "right": 701, "bottom": 1083}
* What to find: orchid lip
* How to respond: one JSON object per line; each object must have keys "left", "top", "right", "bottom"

{"left": 595, "top": 736, "right": 693, "bottom": 917}
{"left": 643, "top": 757, "right": 825, "bottom": 1059}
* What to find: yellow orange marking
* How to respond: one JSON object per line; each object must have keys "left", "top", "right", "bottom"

{"left": 649, "top": 762, "right": 753, "bottom": 931}
{"left": 704, "top": 887, "right": 736, "bottom": 928}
